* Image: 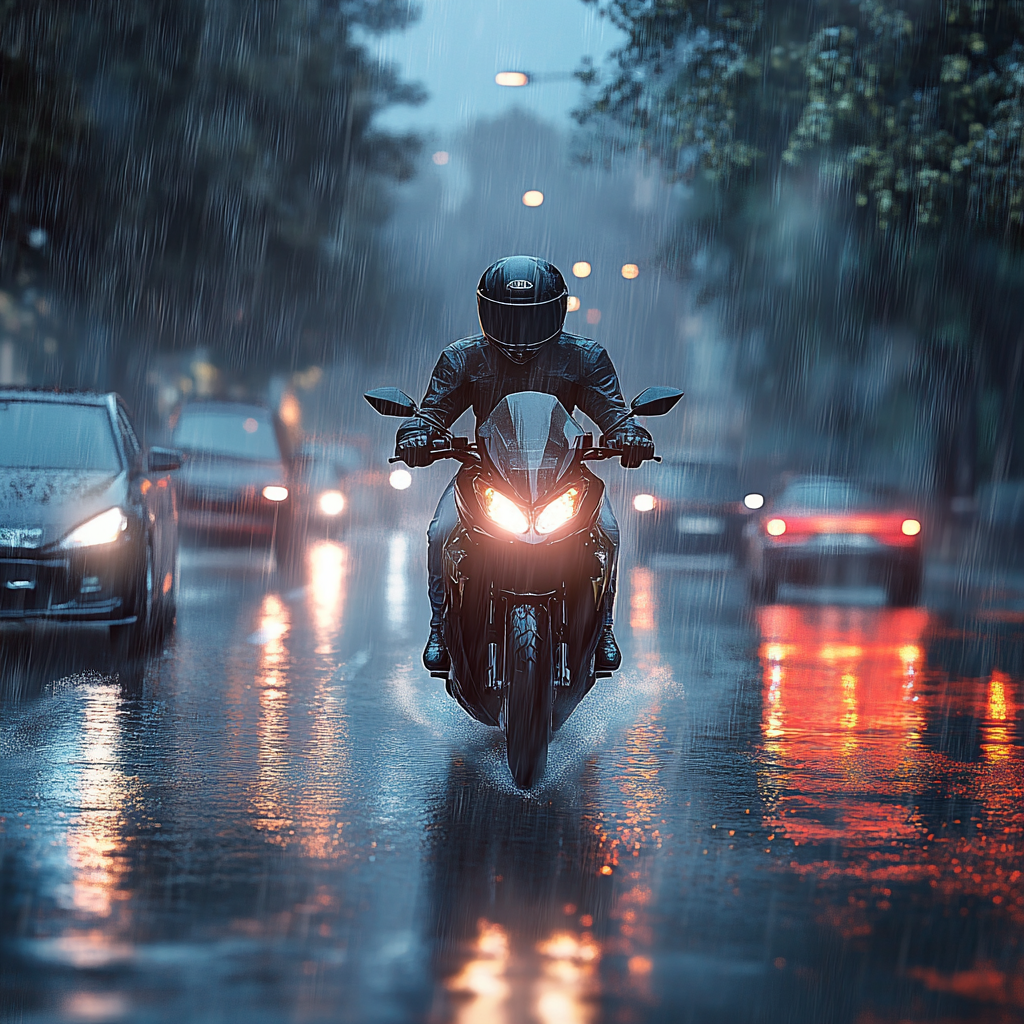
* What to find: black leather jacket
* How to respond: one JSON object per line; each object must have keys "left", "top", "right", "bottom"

{"left": 397, "top": 333, "right": 632, "bottom": 443}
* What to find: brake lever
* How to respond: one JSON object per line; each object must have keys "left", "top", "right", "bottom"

{"left": 388, "top": 447, "right": 480, "bottom": 465}
{"left": 581, "top": 448, "right": 661, "bottom": 463}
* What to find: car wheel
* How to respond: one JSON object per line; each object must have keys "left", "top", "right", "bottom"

{"left": 273, "top": 512, "right": 304, "bottom": 578}
{"left": 159, "top": 550, "right": 179, "bottom": 639}
{"left": 110, "top": 542, "right": 156, "bottom": 656}
{"left": 886, "top": 563, "right": 921, "bottom": 607}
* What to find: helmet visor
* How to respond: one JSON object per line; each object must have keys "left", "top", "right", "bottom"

{"left": 478, "top": 291, "right": 567, "bottom": 360}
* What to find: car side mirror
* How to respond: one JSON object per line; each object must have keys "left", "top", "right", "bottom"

{"left": 365, "top": 388, "right": 418, "bottom": 418}
{"left": 148, "top": 447, "right": 183, "bottom": 473}
{"left": 630, "top": 387, "right": 684, "bottom": 418}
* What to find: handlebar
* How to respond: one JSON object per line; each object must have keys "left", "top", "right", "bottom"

{"left": 581, "top": 448, "right": 662, "bottom": 464}
{"left": 390, "top": 443, "right": 660, "bottom": 467}
{"left": 389, "top": 437, "right": 480, "bottom": 466}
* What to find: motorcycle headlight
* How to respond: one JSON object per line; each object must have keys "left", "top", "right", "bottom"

{"left": 536, "top": 486, "right": 584, "bottom": 534}
{"left": 61, "top": 507, "right": 128, "bottom": 549}
{"left": 476, "top": 481, "right": 528, "bottom": 535}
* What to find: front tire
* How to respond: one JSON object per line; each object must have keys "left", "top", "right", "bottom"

{"left": 504, "top": 604, "right": 552, "bottom": 789}
{"left": 110, "top": 542, "right": 156, "bottom": 656}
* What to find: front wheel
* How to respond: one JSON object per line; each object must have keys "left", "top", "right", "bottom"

{"left": 504, "top": 604, "right": 552, "bottom": 789}
{"left": 110, "top": 542, "right": 157, "bottom": 656}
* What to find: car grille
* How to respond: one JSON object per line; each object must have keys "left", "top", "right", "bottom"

{"left": 0, "top": 557, "right": 75, "bottom": 611}
{"left": 179, "top": 485, "right": 259, "bottom": 513}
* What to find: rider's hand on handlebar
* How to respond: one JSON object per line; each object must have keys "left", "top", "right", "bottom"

{"left": 601, "top": 421, "right": 655, "bottom": 469}
{"left": 395, "top": 426, "right": 444, "bottom": 468}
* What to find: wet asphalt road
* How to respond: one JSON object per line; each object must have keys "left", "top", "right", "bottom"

{"left": 2, "top": 529, "right": 1024, "bottom": 1023}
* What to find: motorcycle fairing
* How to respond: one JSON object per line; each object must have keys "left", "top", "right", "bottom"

{"left": 477, "top": 392, "right": 586, "bottom": 504}
{"left": 442, "top": 474, "right": 613, "bottom": 731}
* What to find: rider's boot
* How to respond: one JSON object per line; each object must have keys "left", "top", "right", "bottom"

{"left": 594, "top": 594, "right": 621, "bottom": 672}
{"left": 423, "top": 615, "right": 451, "bottom": 673}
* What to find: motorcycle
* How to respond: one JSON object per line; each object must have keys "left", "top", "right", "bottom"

{"left": 365, "top": 386, "right": 683, "bottom": 788}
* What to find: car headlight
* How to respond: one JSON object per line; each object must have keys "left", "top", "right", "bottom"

{"left": 262, "top": 485, "right": 289, "bottom": 502}
{"left": 61, "top": 507, "right": 128, "bottom": 549}
{"left": 318, "top": 490, "right": 345, "bottom": 516}
{"left": 536, "top": 486, "right": 584, "bottom": 534}
{"left": 475, "top": 480, "right": 528, "bottom": 535}
{"left": 633, "top": 493, "right": 656, "bottom": 512}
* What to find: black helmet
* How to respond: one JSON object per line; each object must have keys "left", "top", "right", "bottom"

{"left": 477, "top": 255, "right": 568, "bottom": 363}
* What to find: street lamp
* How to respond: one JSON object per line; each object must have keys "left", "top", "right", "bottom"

{"left": 495, "top": 70, "right": 577, "bottom": 87}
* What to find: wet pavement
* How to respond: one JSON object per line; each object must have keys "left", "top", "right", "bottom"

{"left": 2, "top": 530, "right": 1024, "bottom": 1023}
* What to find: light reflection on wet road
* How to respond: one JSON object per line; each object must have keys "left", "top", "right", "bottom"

{"left": 2, "top": 532, "right": 1024, "bottom": 1022}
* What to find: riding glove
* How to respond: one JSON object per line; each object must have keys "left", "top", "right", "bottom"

{"left": 395, "top": 425, "right": 444, "bottom": 468}
{"left": 601, "top": 421, "right": 655, "bottom": 469}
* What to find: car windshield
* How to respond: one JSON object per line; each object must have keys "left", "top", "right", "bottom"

{"left": 0, "top": 400, "right": 121, "bottom": 471}
{"left": 778, "top": 479, "right": 878, "bottom": 510}
{"left": 654, "top": 462, "right": 742, "bottom": 502}
{"left": 173, "top": 408, "right": 281, "bottom": 461}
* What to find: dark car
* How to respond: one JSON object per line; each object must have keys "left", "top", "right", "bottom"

{"left": 171, "top": 401, "right": 298, "bottom": 563}
{"left": 291, "top": 438, "right": 362, "bottom": 537}
{"left": 0, "top": 390, "right": 180, "bottom": 649}
{"left": 746, "top": 475, "right": 924, "bottom": 605}
{"left": 625, "top": 458, "right": 761, "bottom": 560}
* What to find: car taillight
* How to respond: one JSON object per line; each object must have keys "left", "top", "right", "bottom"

{"left": 766, "top": 518, "right": 786, "bottom": 537}
{"left": 901, "top": 518, "right": 921, "bottom": 536}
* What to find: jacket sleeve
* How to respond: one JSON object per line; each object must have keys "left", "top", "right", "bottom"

{"left": 576, "top": 343, "right": 631, "bottom": 434}
{"left": 396, "top": 347, "right": 470, "bottom": 443}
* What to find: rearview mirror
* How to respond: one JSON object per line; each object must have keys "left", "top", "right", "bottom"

{"left": 148, "top": 447, "right": 183, "bottom": 473}
{"left": 630, "top": 387, "right": 684, "bottom": 418}
{"left": 364, "top": 388, "right": 417, "bottom": 418}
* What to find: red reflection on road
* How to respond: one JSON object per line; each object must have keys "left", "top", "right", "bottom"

{"left": 756, "top": 604, "right": 1024, "bottom": 938}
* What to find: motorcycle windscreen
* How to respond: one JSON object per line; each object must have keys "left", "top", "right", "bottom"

{"left": 477, "top": 392, "right": 586, "bottom": 504}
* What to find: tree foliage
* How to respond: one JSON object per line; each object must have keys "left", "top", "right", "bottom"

{"left": 581, "top": 0, "right": 1024, "bottom": 235}
{"left": 578, "top": 0, "right": 1024, "bottom": 485}
{"left": 0, "top": 0, "right": 422, "bottom": 379}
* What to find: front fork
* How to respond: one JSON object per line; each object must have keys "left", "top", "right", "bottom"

{"left": 485, "top": 585, "right": 570, "bottom": 691}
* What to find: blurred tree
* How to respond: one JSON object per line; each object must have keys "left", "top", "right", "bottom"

{"left": 0, "top": 0, "right": 422, "bottom": 389}
{"left": 578, "top": 0, "right": 1024, "bottom": 489}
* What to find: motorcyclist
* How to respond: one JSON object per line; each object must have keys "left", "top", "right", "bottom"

{"left": 396, "top": 255, "right": 655, "bottom": 674}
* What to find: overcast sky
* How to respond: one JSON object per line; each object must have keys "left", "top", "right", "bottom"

{"left": 370, "top": 0, "right": 626, "bottom": 137}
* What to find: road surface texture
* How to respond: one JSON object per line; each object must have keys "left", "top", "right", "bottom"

{"left": 2, "top": 530, "right": 1024, "bottom": 1023}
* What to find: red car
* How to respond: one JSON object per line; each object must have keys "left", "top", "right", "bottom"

{"left": 746, "top": 476, "right": 923, "bottom": 605}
